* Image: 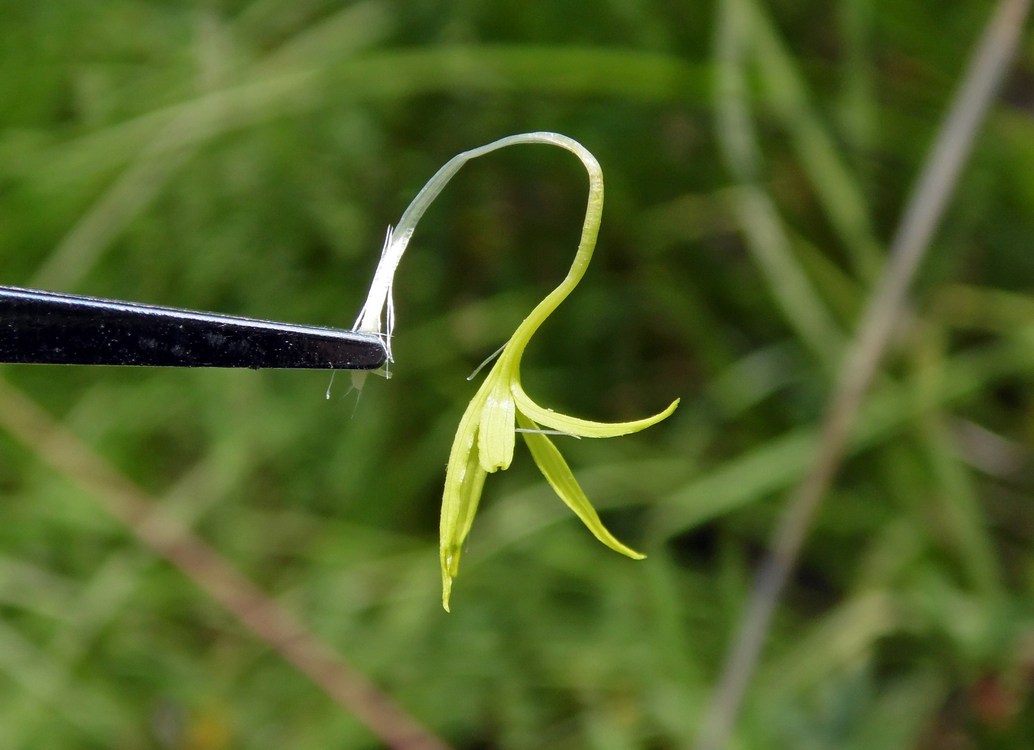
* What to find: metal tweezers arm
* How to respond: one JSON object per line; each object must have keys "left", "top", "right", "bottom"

{"left": 0, "top": 286, "right": 386, "bottom": 370}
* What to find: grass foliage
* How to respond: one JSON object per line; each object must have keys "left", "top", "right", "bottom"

{"left": 2, "top": 1, "right": 1034, "bottom": 747}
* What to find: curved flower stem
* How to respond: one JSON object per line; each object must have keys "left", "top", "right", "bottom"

{"left": 353, "top": 132, "right": 603, "bottom": 362}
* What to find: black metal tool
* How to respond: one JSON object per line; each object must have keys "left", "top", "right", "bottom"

{"left": 0, "top": 286, "right": 386, "bottom": 370}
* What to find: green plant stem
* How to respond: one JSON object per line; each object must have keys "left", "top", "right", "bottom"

{"left": 353, "top": 131, "right": 602, "bottom": 360}
{"left": 695, "top": 1, "right": 1032, "bottom": 747}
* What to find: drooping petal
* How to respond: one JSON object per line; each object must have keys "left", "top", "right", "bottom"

{"left": 440, "top": 453, "right": 487, "bottom": 612}
{"left": 477, "top": 374, "right": 516, "bottom": 472}
{"left": 513, "top": 383, "right": 679, "bottom": 438}
{"left": 440, "top": 396, "right": 489, "bottom": 611}
{"left": 516, "top": 412, "right": 645, "bottom": 560}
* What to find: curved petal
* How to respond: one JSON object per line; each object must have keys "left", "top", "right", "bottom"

{"left": 513, "top": 383, "right": 679, "bottom": 438}
{"left": 516, "top": 413, "right": 645, "bottom": 560}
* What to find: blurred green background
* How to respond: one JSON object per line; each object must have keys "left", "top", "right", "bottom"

{"left": 2, "top": 1, "right": 1034, "bottom": 748}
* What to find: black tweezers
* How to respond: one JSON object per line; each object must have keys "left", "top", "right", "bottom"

{"left": 0, "top": 286, "right": 386, "bottom": 371}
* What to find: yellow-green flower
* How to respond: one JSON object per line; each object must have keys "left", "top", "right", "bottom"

{"left": 352, "top": 132, "right": 679, "bottom": 611}
{"left": 440, "top": 321, "right": 679, "bottom": 610}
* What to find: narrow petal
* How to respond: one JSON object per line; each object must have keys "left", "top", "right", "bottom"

{"left": 516, "top": 412, "right": 646, "bottom": 560}
{"left": 513, "top": 383, "right": 679, "bottom": 438}
{"left": 477, "top": 376, "right": 516, "bottom": 472}
{"left": 440, "top": 399, "right": 489, "bottom": 611}
{"left": 440, "top": 452, "right": 487, "bottom": 612}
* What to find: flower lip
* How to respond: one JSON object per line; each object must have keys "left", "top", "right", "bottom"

{"left": 477, "top": 379, "right": 517, "bottom": 472}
